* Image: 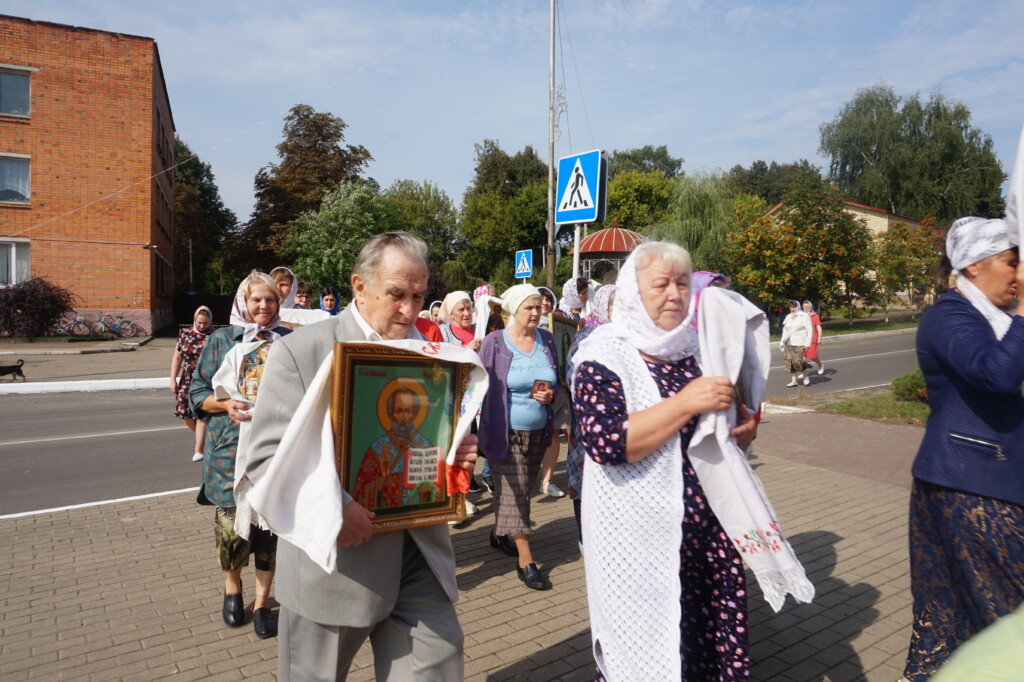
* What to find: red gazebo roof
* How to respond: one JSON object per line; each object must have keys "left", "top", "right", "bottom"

{"left": 579, "top": 226, "right": 646, "bottom": 254}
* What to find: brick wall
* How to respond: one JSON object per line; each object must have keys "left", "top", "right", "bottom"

{"left": 0, "top": 14, "right": 175, "bottom": 334}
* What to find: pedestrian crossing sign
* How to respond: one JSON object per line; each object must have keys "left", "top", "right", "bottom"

{"left": 514, "top": 249, "right": 533, "bottom": 279}
{"left": 555, "top": 149, "right": 607, "bottom": 225}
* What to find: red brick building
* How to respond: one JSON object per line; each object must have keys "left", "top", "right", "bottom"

{"left": 0, "top": 14, "right": 175, "bottom": 334}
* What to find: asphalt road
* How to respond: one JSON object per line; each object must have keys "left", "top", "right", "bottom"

{"left": 0, "top": 390, "right": 199, "bottom": 515}
{"left": 0, "top": 330, "right": 922, "bottom": 516}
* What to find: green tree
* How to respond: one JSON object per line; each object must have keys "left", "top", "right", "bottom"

{"left": 726, "top": 159, "right": 824, "bottom": 206}
{"left": 172, "top": 137, "right": 238, "bottom": 293}
{"left": 241, "top": 104, "right": 372, "bottom": 270}
{"left": 644, "top": 171, "right": 738, "bottom": 273}
{"left": 383, "top": 180, "right": 461, "bottom": 265}
{"left": 873, "top": 218, "right": 943, "bottom": 320}
{"left": 604, "top": 170, "right": 674, "bottom": 230}
{"left": 819, "top": 84, "right": 1005, "bottom": 224}
{"left": 282, "top": 182, "right": 396, "bottom": 303}
{"left": 459, "top": 140, "right": 548, "bottom": 280}
{"left": 725, "top": 185, "right": 874, "bottom": 312}
{"left": 607, "top": 145, "right": 683, "bottom": 180}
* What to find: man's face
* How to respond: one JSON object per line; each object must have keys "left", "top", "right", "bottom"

{"left": 390, "top": 392, "right": 416, "bottom": 437}
{"left": 352, "top": 248, "right": 429, "bottom": 339}
{"left": 294, "top": 291, "right": 311, "bottom": 308}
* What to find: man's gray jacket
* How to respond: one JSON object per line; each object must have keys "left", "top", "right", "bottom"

{"left": 246, "top": 307, "right": 458, "bottom": 627}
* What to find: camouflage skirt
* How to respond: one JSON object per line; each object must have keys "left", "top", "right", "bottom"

{"left": 214, "top": 507, "right": 277, "bottom": 572}
{"left": 783, "top": 345, "right": 809, "bottom": 373}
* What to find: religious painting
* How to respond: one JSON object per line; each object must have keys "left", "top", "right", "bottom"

{"left": 549, "top": 312, "right": 580, "bottom": 379}
{"left": 331, "top": 343, "right": 468, "bottom": 532}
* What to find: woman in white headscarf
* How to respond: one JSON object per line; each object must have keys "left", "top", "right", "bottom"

{"left": 269, "top": 266, "right": 297, "bottom": 309}
{"left": 779, "top": 299, "right": 813, "bottom": 386}
{"left": 437, "top": 291, "right": 481, "bottom": 351}
{"left": 900, "top": 217, "right": 1024, "bottom": 681}
{"left": 478, "top": 283, "right": 560, "bottom": 590}
{"left": 189, "top": 271, "right": 290, "bottom": 640}
{"left": 571, "top": 241, "right": 812, "bottom": 680}
{"left": 558, "top": 277, "right": 589, "bottom": 320}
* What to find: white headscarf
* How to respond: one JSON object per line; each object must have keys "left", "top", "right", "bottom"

{"left": 230, "top": 271, "right": 283, "bottom": 343}
{"left": 1007, "top": 122, "right": 1023, "bottom": 248}
{"left": 946, "top": 217, "right": 1011, "bottom": 276}
{"left": 578, "top": 248, "right": 698, "bottom": 362}
{"left": 500, "top": 283, "right": 542, "bottom": 318}
{"left": 439, "top": 291, "right": 472, "bottom": 324}
{"left": 558, "top": 277, "right": 584, "bottom": 315}
{"left": 269, "top": 266, "right": 297, "bottom": 309}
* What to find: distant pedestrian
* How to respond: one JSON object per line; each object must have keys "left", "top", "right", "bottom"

{"left": 779, "top": 300, "right": 812, "bottom": 386}
{"left": 901, "top": 216, "right": 1024, "bottom": 681}
{"left": 802, "top": 301, "right": 824, "bottom": 374}
{"left": 170, "top": 305, "right": 213, "bottom": 462}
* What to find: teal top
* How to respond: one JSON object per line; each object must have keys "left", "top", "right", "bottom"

{"left": 503, "top": 329, "right": 556, "bottom": 431}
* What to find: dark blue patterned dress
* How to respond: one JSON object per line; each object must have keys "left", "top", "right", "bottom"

{"left": 574, "top": 356, "right": 750, "bottom": 681}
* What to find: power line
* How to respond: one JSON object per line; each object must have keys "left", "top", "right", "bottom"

{"left": 557, "top": 0, "right": 595, "bottom": 151}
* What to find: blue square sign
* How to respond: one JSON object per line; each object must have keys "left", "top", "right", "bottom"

{"left": 555, "top": 149, "right": 607, "bottom": 225}
{"left": 515, "top": 249, "right": 533, "bottom": 278}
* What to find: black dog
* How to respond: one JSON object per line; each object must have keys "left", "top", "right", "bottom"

{"left": 0, "top": 359, "right": 26, "bottom": 382}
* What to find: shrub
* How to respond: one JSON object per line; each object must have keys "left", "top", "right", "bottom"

{"left": 0, "top": 278, "right": 79, "bottom": 338}
{"left": 892, "top": 368, "right": 928, "bottom": 403}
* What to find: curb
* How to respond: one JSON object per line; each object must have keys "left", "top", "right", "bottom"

{"left": 0, "top": 377, "right": 165, "bottom": 395}
{"left": 0, "top": 335, "right": 155, "bottom": 355}
{"left": 761, "top": 402, "right": 816, "bottom": 414}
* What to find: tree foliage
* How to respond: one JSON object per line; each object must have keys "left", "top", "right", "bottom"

{"left": 282, "top": 182, "right": 395, "bottom": 304}
{"left": 383, "top": 180, "right": 461, "bottom": 266}
{"left": 241, "top": 104, "right": 372, "bottom": 270}
{"left": 873, "top": 218, "right": 943, "bottom": 318}
{"left": 604, "top": 170, "right": 674, "bottom": 230}
{"left": 819, "top": 84, "right": 1005, "bottom": 224}
{"left": 607, "top": 145, "right": 683, "bottom": 180}
{"left": 725, "top": 185, "right": 874, "bottom": 310}
{"left": 459, "top": 140, "right": 548, "bottom": 281}
{"left": 172, "top": 136, "right": 238, "bottom": 293}
{"left": 0, "top": 277, "right": 78, "bottom": 338}
{"left": 726, "top": 159, "right": 823, "bottom": 206}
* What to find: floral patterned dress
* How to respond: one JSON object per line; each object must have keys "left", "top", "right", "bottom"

{"left": 174, "top": 326, "right": 210, "bottom": 420}
{"left": 574, "top": 355, "right": 750, "bottom": 680}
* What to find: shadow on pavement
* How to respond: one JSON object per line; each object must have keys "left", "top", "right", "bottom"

{"left": 750, "top": 530, "right": 881, "bottom": 681}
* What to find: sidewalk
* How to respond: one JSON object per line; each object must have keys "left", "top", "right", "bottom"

{"left": 0, "top": 408, "right": 924, "bottom": 681}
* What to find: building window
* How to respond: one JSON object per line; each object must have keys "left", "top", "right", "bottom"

{"left": 0, "top": 68, "right": 31, "bottom": 117}
{"left": 0, "top": 240, "right": 30, "bottom": 286}
{"left": 0, "top": 156, "right": 30, "bottom": 203}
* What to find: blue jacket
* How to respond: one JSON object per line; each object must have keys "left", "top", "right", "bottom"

{"left": 913, "top": 290, "right": 1024, "bottom": 505}
{"left": 477, "top": 328, "right": 559, "bottom": 461}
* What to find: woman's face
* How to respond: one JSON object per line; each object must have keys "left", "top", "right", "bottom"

{"left": 513, "top": 296, "right": 543, "bottom": 330}
{"left": 322, "top": 293, "right": 337, "bottom": 310}
{"left": 277, "top": 279, "right": 292, "bottom": 300}
{"left": 430, "top": 305, "right": 442, "bottom": 324}
{"left": 578, "top": 287, "right": 589, "bottom": 305}
{"left": 247, "top": 283, "right": 279, "bottom": 326}
{"left": 452, "top": 300, "right": 474, "bottom": 328}
{"left": 802, "top": 302, "right": 812, "bottom": 313}
{"left": 194, "top": 314, "right": 211, "bottom": 333}
{"left": 789, "top": 304, "right": 799, "bottom": 316}
{"left": 968, "top": 249, "right": 1020, "bottom": 307}
{"left": 540, "top": 296, "right": 552, "bottom": 315}
{"left": 637, "top": 258, "right": 689, "bottom": 331}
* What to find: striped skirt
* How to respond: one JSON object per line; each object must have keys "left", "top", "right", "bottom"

{"left": 489, "top": 429, "right": 546, "bottom": 536}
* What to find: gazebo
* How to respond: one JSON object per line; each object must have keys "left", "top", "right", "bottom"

{"left": 577, "top": 222, "right": 647, "bottom": 280}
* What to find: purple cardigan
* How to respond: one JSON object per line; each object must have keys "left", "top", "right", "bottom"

{"left": 478, "top": 327, "right": 560, "bottom": 461}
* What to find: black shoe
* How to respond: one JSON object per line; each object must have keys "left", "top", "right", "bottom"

{"left": 253, "top": 607, "right": 277, "bottom": 639}
{"left": 469, "top": 476, "right": 482, "bottom": 493}
{"left": 516, "top": 563, "right": 552, "bottom": 590}
{"left": 481, "top": 475, "right": 494, "bottom": 493}
{"left": 489, "top": 529, "right": 519, "bottom": 557}
{"left": 222, "top": 593, "right": 244, "bottom": 627}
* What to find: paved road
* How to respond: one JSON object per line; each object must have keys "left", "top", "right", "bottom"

{"left": 765, "top": 330, "right": 917, "bottom": 400}
{"left": 0, "top": 390, "right": 197, "bottom": 515}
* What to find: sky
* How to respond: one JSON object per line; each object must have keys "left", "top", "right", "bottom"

{"left": 7, "top": 0, "right": 1023, "bottom": 224}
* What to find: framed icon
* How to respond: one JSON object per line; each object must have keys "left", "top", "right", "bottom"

{"left": 331, "top": 343, "right": 469, "bottom": 532}
{"left": 549, "top": 312, "right": 580, "bottom": 379}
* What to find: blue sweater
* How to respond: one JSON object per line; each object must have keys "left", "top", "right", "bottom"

{"left": 913, "top": 290, "right": 1024, "bottom": 505}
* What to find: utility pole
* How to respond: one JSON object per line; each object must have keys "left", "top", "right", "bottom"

{"left": 546, "top": 0, "right": 556, "bottom": 290}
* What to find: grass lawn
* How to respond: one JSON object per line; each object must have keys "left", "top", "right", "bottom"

{"left": 815, "top": 393, "right": 930, "bottom": 426}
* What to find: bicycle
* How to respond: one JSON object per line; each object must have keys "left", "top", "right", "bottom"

{"left": 49, "top": 313, "right": 91, "bottom": 336}
{"left": 91, "top": 313, "right": 138, "bottom": 338}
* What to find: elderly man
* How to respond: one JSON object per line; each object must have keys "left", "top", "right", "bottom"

{"left": 246, "top": 232, "right": 476, "bottom": 681}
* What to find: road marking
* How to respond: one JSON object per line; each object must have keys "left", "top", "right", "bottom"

{"left": 772, "top": 348, "right": 914, "bottom": 370}
{"left": 0, "top": 425, "right": 181, "bottom": 447}
{"left": 0, "top": 487, "right": 201, "bottom": 520}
